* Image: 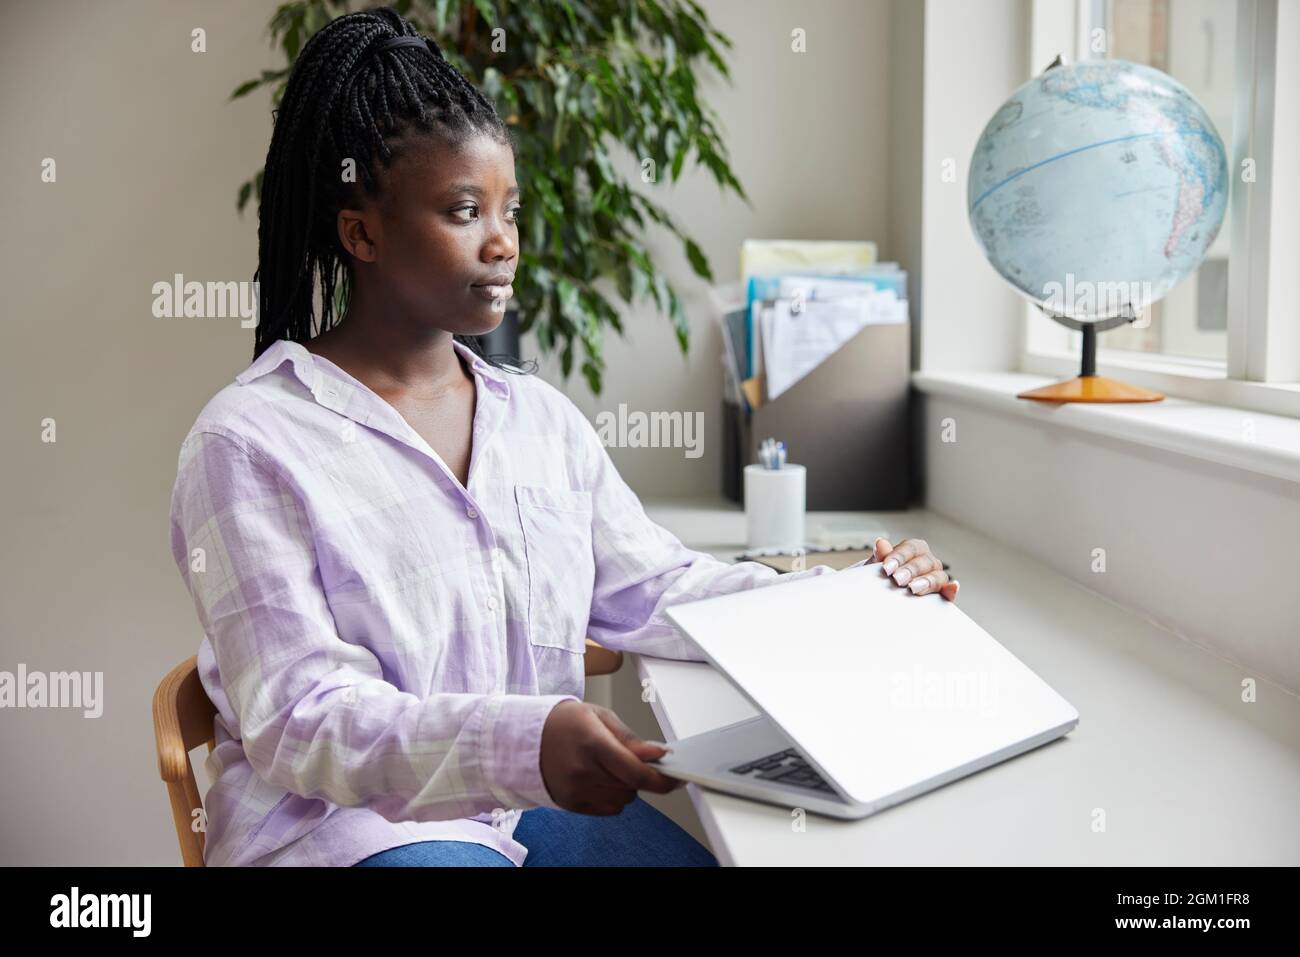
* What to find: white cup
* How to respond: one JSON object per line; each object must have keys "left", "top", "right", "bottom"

{"left": 744, "top": 463, "right": 806, "bottom": 551}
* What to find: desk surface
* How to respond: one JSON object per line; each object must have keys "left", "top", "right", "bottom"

{"left": 636, "top": 497, "right": 1300, "bottom": 866}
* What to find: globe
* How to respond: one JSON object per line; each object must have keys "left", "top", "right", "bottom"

{"left": 968, "top": 58, "right": 1228, "bottom": 323}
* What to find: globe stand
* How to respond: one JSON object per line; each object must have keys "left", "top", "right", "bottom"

{"left": 1018, "top": 307, "right": 1164, "bottom": 404}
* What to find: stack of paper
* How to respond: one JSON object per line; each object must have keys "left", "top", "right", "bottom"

{"left": 760, "top": 294, "right": 905, "bottom": 401}
{"left": 717, "top": 243, "right": 909, "bottom": 408}
{"left": 708, "top": 242, "right": 910, "bottom": 410}
{"left": 740, "top": 239, "right": 878, "bottom": 277}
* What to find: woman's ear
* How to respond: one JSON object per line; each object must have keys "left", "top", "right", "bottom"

{"left": 337, "top": 208, "right": 378, "bottom": 263}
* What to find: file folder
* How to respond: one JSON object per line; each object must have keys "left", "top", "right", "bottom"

{"left": 725, "top": 319, "right": 911, "bottom": 511}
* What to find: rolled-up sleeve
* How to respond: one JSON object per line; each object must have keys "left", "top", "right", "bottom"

{"left": 567, "top": 404, "right": 865, "bottom": 662}
{"left": 169, "top": 430, "right": 576, "bottom": 820}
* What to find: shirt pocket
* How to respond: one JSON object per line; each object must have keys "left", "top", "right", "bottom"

{"left": 514, "top": 484, "right": 595, "bottom": 653}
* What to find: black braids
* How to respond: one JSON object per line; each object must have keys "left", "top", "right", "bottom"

{"left": 256, "top": 17, "right": 386, "bottom": 346}
{"left": 254, "top": 6, "right": 527, "bottom": 369}
{"left": 421, "top": 71, "right": 447, "bottom": 125}
{"left": 390, "top": 55, "right": 427, "bottom": 129}
{"left": 258, "top": 12, "right": 384, "bottom": 343}
{"left": 374, "top": 61, "right": 396, "bottom": 136}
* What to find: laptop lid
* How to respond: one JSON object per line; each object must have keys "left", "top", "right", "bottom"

{"left": 663, "top": 564, "right": 1079, "bottom": 807}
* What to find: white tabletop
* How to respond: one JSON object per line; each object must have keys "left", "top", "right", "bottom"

{"left": 637, "top": 497, "right": 1300, "bottom": 866}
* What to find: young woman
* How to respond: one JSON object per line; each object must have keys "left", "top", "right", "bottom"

{"left": 168, "top": 6, "right": 957, "bottom": 868}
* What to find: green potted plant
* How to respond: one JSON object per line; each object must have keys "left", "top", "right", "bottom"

{"left": 233, "top": 0, "right": 747, "bottom": 394}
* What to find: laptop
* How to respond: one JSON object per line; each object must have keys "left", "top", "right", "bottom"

{"left": 650, "top": 563, "right": 1079, "bottom": 819}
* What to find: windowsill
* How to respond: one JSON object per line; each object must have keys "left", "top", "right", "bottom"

{"left": 1022, "top": 349, "right": 1300, "bottom": 419}
{"left": 1091, "top": 349, "right": 1227, "bottom": 378}
{"left": 913, "top": 369, "right": 1300, "bottom": 485}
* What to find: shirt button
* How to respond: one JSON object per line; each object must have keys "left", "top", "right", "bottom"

{"left": 486, "top": 595, "right": 498, "bottom": 611}
{"left": 466, "top": 506, "right": 479, "bottom": 520}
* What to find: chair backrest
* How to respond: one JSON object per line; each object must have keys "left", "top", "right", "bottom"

{"left": 152, "top": 655, "right": 214, "bottom": 867}
{"left": 152, "top": 642, "right": 622, "bottom": 867}
{"left": 582, "top": 637, "right": 623, "bottom": 677}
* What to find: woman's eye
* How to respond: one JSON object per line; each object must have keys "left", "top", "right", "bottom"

{"left": 449, "top": 205, "right": 522, "bottom": 224}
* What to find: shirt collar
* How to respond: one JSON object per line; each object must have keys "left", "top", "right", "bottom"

{"left": 235, "top": 337, "right": 511, "bottom": 399}
{"left": 450, "top": 337, "right": 511, "bottom": 394}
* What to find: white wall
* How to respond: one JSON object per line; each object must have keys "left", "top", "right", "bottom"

{"left": 919, "top": 391, "right": 1300, "bottom": 694}
{"left": 889, "top": 0, "right": 926, "bottom": 369}
{"left": 0, "top": 0, "right": 285, "bottom": 868}
{"left": 918, "top": 0, "right": 1030, "bottom": 373}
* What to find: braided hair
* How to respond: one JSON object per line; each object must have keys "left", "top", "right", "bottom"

{"left": 252, "top": 5, "right": 528, "bottom": 372}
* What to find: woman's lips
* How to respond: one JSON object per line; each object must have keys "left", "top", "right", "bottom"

{"left": 471, "top": 283, "right": 513, "bottom": 302}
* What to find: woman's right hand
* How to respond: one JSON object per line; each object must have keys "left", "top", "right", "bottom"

{"left": 539, "top": 700, "right": 684, "bottom": 814}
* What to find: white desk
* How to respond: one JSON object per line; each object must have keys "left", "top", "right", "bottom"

{"left": 637, "top": 497, "right": 1300, "bottom": 866}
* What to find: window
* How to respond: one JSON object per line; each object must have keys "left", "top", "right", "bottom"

{"left": 1024, "top": 0, "right": 1300, "bottom": 410}
{"left": 1098, "top": 0, "right": 1235, "bottom": 362}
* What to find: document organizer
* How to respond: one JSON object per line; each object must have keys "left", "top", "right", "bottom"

{"left": 723, "top": 318, "right": 911, "bottom": 511}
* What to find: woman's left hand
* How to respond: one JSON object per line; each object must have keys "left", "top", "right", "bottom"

{"left": 870, "top": 536, "right": 959, "bottom": 602}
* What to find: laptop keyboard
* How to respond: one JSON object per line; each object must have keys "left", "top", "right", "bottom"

{"left": 729, "top": 748, "right": 837, "bottom": 794}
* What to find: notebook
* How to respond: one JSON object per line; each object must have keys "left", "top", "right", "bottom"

{"left": 735, "top": 545, "right": 877, "bottom": 573}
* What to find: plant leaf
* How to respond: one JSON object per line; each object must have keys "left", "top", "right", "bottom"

{"left": 684, "top": 237, "right": 712, "bottom": 280}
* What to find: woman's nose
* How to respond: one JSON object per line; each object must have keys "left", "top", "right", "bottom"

{"left": 482, "top": 216, "right": 517, "bottom": 261}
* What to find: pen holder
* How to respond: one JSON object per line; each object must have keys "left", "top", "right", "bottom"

{"left": 744, "top": 463, "right": 805, "bottom": 552}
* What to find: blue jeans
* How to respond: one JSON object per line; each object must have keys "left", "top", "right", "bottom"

{"left": 353, "top": 797, "right": 718, "bottom": 867}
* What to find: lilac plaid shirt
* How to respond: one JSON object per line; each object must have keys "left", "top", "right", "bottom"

{"left": 168, "top": 337, "right": 859, "bottom": 866}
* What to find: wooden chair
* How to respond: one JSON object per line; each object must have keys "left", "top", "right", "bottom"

{"left": 153, "top": 639, "right": 624, "bottom": 866}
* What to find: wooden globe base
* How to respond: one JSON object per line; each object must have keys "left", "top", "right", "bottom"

{"left": 1018, "top": 374, "right": 1164, "bottom": 403}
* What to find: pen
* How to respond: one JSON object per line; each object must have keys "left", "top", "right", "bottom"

{"left": 758, "top": 437, "right": 787, "bottom": 469}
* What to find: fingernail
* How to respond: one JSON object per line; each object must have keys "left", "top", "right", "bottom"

{"left": 882, "top": 559, "right": 898, "bottom": 574}
{"left": 894, "top": 568, "right": 912, "bottom": 585}
{"left": 909, "top": 577, "right": 929, "bottom": 594}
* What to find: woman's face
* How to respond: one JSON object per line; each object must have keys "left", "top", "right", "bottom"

{"left": 341, "top": 131, "right": 520, "bottom": 337}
